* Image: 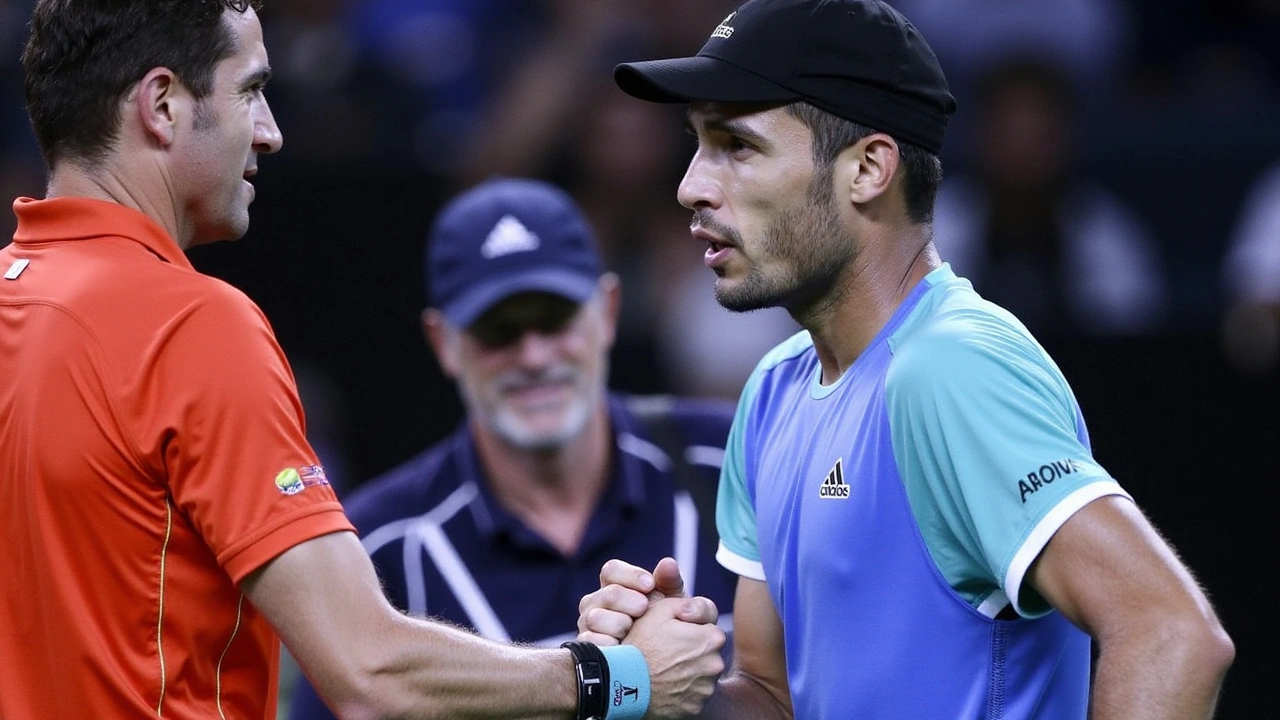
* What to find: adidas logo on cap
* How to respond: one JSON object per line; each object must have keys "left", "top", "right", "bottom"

{"left": 479, "top": 214, "right": 541, "bottom": 259}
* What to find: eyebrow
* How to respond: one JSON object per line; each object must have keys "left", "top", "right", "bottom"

{"left": 242, "top": 66, "right": 273, "bottom": 88}
{"left": 686, "top": 109, "right": 770, "bottom": 146}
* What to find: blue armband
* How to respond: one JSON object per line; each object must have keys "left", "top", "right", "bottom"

{"left": 600, "top": 644, "right": 649, "bottom": 720}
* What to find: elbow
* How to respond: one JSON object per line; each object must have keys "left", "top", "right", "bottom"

{"left": 319, "top": 678, "right": 415, "bottom": 720}
{"left": 1199, "top": 620, "right": 1235, "bottom": 679}
{"left": 1162, "top": 613, "right": 1235, "bottom": 688}
{"left": 308, "top": 637, "right": 426, "bottom": 720}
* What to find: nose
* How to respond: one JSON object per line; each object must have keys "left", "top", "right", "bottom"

{"left": 254, "top": 99, "right": 283, "bottom": 154}
{"left": 513, "top": 330, "right": 557, "bottom": 368}
{"left": 677, "top": 149, "right": 717, "bottom": 210}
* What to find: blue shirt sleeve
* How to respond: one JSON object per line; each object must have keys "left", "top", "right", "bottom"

{"left": 715, "top": 356, "right": 768, "bottom": 581}
{"left": 885, "top": 309, "right": 1129, "bottom": 616}
{"left": 714, "top": 331, "right": 820, "bottom": 582}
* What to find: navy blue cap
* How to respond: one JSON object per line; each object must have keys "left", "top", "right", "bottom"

{"left": 614, "top": 0, "right": 956, "bottom": 155}
{"left": 426, "top": 178, "right": 603, "bottom": 327}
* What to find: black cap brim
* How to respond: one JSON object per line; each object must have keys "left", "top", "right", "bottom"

{"left": 615, "top": 56, "right": 802, "bottom": 105}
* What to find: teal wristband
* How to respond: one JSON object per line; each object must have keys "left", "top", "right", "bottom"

{"left": 600, "top": 645, "right": 649, "bottom": 720}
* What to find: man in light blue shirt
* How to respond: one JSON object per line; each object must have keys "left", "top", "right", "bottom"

{"left": 577, "top": 0, "right": 1234, "bottom": 717}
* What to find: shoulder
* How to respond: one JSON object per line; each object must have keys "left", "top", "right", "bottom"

{"left": 735, "top": 329, "right": 817, "bottom": 404}
{"left": 130, "top": 268, "right": 276, "bottom": 350}
{"left": 181, "top": 274, "right": 272, "bottom": 330}
{"left": 887, "top": 282, "right": 1069, "bottom": 402}
{"left": 755, "top": 329, "right": 815, "bottom": 374}
{"left": 891, "top": 280, "right": 1045, "bottom": 373}
{"left": 618, "top": 393, "right": 735, "bottom": 445}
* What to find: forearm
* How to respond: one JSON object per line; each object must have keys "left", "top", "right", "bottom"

{"left": 246, "top": 533, "right": 579, "bottom": 719}
{"left": 1088, "top": 619, "right": 1234, "bottom": 719}
{"left": 324, "top": 613, "right": 575, "bottom": 720}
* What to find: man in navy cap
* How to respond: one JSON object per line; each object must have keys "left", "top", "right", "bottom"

{"left": 577, "top": 0, "right": 1234, "bottom": 718}
{"left": 288, "top": 177, "right": 739, "bottom": 719}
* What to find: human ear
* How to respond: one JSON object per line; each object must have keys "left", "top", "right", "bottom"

{"left": 842, "top": 134, "right": 899, "bottom": 206}
{"left": 597, "top": 273, "right": 622, "bottom": 350}
{"left": 422, "top": 309, "right": 460, "bottom": 379}
{"left": 134, "top": 67, "right": 183, "bottom": 146}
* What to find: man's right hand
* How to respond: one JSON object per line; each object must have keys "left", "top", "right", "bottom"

{"left": 577, "top": 557, "right": 714, "bottom": 645}
{"left": 577, "top": 557, "right": 725, "bottom": 718}
{"left": 624, "top": 594, "right": 725, "bottom": 718}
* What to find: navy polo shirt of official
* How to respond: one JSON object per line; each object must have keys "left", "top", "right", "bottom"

{"left": 335, "top": 394, "right": 731, "bottom": 646}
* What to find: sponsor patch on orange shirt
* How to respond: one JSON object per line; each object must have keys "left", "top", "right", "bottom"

{"left": 274, "top": 464, "right": 330, "bottom": 495}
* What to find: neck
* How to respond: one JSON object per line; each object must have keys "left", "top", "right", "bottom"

{"left": 46, "top": 155, "right": 187, "bottom": 249}
{"left": 470, "top": 403, "right": 613, "bottom": 555}
{"left": 803, "top": 227, "right": 940, "bottom": 385}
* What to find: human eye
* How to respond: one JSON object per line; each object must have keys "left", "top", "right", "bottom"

{"left": 536, "top": 302, "right": 580, "bottom": 335}
{"left": 243, "top": 69, "right": 272, "bottom": 97}
{"left": 470, "top": 321, "right": 522, "bottom": 349}
{"left": 683, "top": 125, "right": 702, "bottom": 152}
{"left": 723, "top": 133, "right": 760, "bottom": 160}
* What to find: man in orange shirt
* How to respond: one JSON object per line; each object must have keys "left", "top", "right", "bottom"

{"left": 0, "top": 1, "right": 725, "bottom": 718}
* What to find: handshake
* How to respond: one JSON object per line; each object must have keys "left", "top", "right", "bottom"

{"left": 576, "top": 557, "right": 727, "bottom": 719}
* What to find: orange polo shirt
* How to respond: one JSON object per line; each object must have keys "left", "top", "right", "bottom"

{"left": 0, "top": 197, "right": 354, "bottom": 718}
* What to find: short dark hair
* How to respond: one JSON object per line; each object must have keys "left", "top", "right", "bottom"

{"left": 21, "top": 0, "right": 263, "bottom": 169}
{"left": 785, "top": 102, "right": 942, "bottom": 224}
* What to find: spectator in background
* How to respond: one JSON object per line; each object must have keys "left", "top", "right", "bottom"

{"left": 887, "top": 0, "right": 1133, "bottom": 153}
{"left": 288, "top": 177, "right": 739, "bottom": 719}
{"left": 1221, "top": 159, "right": 1280, "bottom": 373}
{"left": 341, "top": 0, "right": 547, "bottom": 176}
{"left": 255, "top": 0, "right": 421, "bottom": 174}
{"left": 459, "top": 0, "right": 739, "bottom": 185}
{"left": 931, "top": 57, "right": 1169, "bottom": 339}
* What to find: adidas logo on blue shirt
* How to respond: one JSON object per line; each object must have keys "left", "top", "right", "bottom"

{"left": 819, "top": 458, "right": 849, "bottom": 499}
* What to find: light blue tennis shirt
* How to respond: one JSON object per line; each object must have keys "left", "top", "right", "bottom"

{"left": 716, "top": 264, "right": 1130, "bottom": 718}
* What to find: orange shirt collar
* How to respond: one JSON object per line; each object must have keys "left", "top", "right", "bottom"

{"left": 12, "top": 196, "right": 193, "bottom": 270}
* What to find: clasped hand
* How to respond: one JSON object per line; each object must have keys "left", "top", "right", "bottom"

{"left": 577, "top": 557, "right": 725, "bottom": 718}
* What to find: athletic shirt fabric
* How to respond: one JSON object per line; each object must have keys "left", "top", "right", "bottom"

{"left": 716, "top": 264, "right": 1130, "bottom": 718}
{"left": 287, "top": 393, "right": 738, "bottom": 720}
{"left": 0, "top": 197, "right": 353, "bottom": 719}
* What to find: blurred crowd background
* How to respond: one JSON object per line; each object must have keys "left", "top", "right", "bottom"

{"left": 2, "top": 0, "right": 1277, "bottom": 716}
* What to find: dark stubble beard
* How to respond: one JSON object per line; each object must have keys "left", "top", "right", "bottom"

{"left": 712, "top": 165, "right": 859, "bottom": 317}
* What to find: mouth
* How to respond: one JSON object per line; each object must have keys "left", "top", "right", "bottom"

{"left": 503, "top": 381, "right": 575, "bottom": 414}
{"left": 242, "top": 168, "right": 259, "bottom": 201}
{"left": 692, "top": 225, "right": 736, "bottom": 267}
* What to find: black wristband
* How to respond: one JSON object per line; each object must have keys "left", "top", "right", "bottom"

{"left": 561, "top": 641, "right": 610, "bottom": 720}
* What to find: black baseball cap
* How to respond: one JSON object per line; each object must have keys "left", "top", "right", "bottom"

{"left": 614, "top": 0, "right": 956, "bottom": 155}
{"left": 426, "top": 178, "right": 603, "bottom": 327}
